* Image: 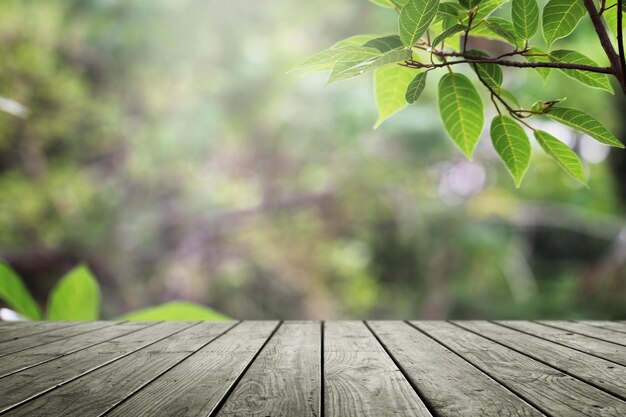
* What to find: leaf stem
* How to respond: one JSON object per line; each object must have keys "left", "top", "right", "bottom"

{"left": 473, "top": 64, "right": 535, "bottom": 130}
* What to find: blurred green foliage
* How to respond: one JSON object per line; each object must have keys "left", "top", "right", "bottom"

{"left": 0, "top": 262, "right": 41, "bottom": 320}
{"left": 119, "top": 302, "right": 230, "bottom": 321}
{"left": 0, "top": 0, "right": 625, "bottom": 320}
{"left": 0, "top": 261, "right": 229, "bottom": 321}
{"left": 47, "top": 265, "right": 100, "bottom": 320}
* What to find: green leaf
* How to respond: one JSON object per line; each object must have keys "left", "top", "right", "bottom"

{"left": 399, "top": 0, "right": 441, "bottom": 47}
{"left": 483, "top": 17, "right": 522, "bottom": 47}
{"left": 470, "top": 17, "right": 521, "bottom": 47}
{"left": 534, "top": 130, "right": 586, "bottom": 184}
{"left": 431, "top": 24, "right": 466, "bottom": 48}
{"left": 473, "top": 0, "right": 509, "bottom": 20}
{"left": 542, "top": 0, "right": 586, "bottom": 47}
{"left": 437, "top": 2, "right": 462, "bottom": 29}
{"left": 119, "top": 301, "right": 232, "bottom": 321}
{"left": 327, "top": 46, "right": 384, "bottom": 82}
{"left": 460, "top": 0, "right": 482, "bottom": 9}
{"left": 47, "top": 265, "right": 100, "bottom": 320}
{"left": 494, "top": 87, "right": 521, "bottom": 107}
{"left": 290, "top": 35, "right": 379, "bottom": 73}
{"left": 374, "top": 65, "right": 416, "bottom": 128}
{"left": 369, "top": 0, "right": 397, "bottom": 8}
{"left": 525, "top": 47, "right": 551, "bottom": 82}
{"left": 406, "top": 71, "right": 428, "bottom": 103}
{"left": 332, "top": 34, "right": 383, "bottom": 47}
{"left": 364, "top": 49, "right": 413, "bottom": 71}
{"left": 490, "top": 115, "right": 531, "bottom": 186}
{"left": 438, "top": 72, "right": 485, "bottom": 158}
{"left": 363, "top": 35, "right": 405, "bottom": 52}
{"left": 545, "top": 107, "right": 624, "bottom": 148}
{"left": 0, "top": 261, "right": 41, "bottom": 320}
{"left": 475, "top": 62, "right": 503, "bottom": 87}
{"left": 511, "top": 0, "right": 539, "bottom": 40}
{"left": 330, "top": 48, "right": 413, "bottom": 83}
{"left": 549, "top": 50, "right": 614, "bottom": 93}
{"left": 468, "top": 50, "right": 503, "bottom": 88}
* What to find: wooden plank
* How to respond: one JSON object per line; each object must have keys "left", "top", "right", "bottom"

{"left": 368, "top": 321, "right": 541, "bottom": 417}
{"left": 581, "top": 321, "right": 626, "bottom": 335}
{"left": 0, "top": 322, "right": 151, "bottom": 377}
{"left": 413, "top": 321, "right": 626, "bottom": 416}
{"left": 0, "top": 322, "right": 117, "bottom": 357}
{"left": 0, "top": 322, "right": 180, "bottom": 412}
{"left": 1, "top": 322, "right": 235, "bottom": 416}
{"left": 536, "top": 321, "right": 626, "bottom": 347}
{"left": 497, "top": 321, "right": 626, "bottom": 366}
{"left": 0, "top": 322, "right": 79, "bottom": 344}
{"left": 216, "top": 321, "right": 321, "bottom": 417}
{"left": 455, "top": 321, "right": 626, "bottom": 400}
{"left": 105, "top": 321, "right": 279, "bottom": 417}
{"left": 324, "top": 321, "right": 430, "bottom": 417}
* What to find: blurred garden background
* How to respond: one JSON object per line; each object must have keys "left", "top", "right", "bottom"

{"left": 0, "top": 0, "right": 625, "bottom": 320}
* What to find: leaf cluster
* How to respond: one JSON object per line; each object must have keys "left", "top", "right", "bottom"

{"left": 294, "top": 0, "right": 626, "bottom": 186}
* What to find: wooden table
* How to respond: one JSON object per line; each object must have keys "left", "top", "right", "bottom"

{"left": 0, "top": 321, "right": 625, "bottom": 416}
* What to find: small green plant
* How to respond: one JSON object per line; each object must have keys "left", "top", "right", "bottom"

{"left": 0, "top": 261, "right": 230, "bottom": 321}
{"left": 294, "top": 0, "right": 626, "bottom": 186}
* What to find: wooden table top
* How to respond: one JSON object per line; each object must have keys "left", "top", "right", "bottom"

{"left": 0, "top": 320, "right": 625, "bottom": 416}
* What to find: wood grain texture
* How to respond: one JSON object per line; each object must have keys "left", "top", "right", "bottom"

{"left": 538, "top": 321, "right": 626, "bottom": 346}
{"left": 104, "top": 321, "right": 279, "bottom": 417}
{"left": 0, "top": 322, "right": 117, "bottom": 358}
{"left": 455, "top": 321, "right": 626, "bottom": 400}
{"left": 1, "top": 320, "right": 624, "bottom": 416}
{"left": 324, "top": 321, "right": 431, "bottom": 417}
{"left": 368, "top": 321, "right": 541, "bottom": 417}
{"left": 0, "top": 322, "right": 79, "bottom": 344}
{"left": 0, "top": 322, "right": 186, "bottom": 413}
{"left": 497, "top": 321, "right": 626, "bottom": 366}
{"left": 414, "top": 321, "right": 626, "bottom": 416}
{"left": 2, "top": 322, "right": 235, "bottom": 417}
{"left": 217, "top": 321, "right": 321, "bottom": 417}
{"left": 0, "top": 322, "right": 150, "bottom": 377}
{"left": 576, "top": 321, "right": 626, "bottom": 335}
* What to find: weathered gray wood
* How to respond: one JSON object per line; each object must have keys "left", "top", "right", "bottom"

{"left": 581, "top": 321, "right": 626, "bottom": 335}
{"left": 537, "top": 321, "right": 626, "bottom": 346}
{"left": 2, "top": 322, "right": 235, "bottom": 416}
{"left": 497, "top": 321, "right": 626, "bottom": 366}
{"left": 0, "top": 322, "right": 79, "bottom": 344}
{"left": 0, "top": 322, "right": 117, "bottom": 357}
{"left": 455, "top": 321, "right": 626, "bottom": 400}
{"left": 0, "top": 320, "right": 624, "bottom": 416}
{"left": 368, "top": 321, "right": 541, "bottom": 417}
{"left": 324, "top": 321, "right": 431, "bottom": 417}
{"left": 537, "top": 321, "right": 626, "bottom": 347}
{"left": 105, "top": 321, "right": 278, "bottom": 417}
{"left": 0, "top": 322, "right": 183, "bottom": 413}
{"left": 414, "top": 321, "right": 626, "bottom": 416}
{"left": 216, "top": 321, "right": 321, "bottom": 417}
{"left": 0, "top": 322, "right": 151, "bottom": 377}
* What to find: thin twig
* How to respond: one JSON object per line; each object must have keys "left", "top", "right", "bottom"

{"left": 473, "top": 63, "right": 535, "bottom": 130}
{"left": 403, "top": 58, "right": 613, "bottom": 74}
{"left": 410, "top": 47, "right": 612, "bottom": 74}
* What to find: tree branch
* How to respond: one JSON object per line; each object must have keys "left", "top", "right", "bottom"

{"left": 403, "top": 57, "right": 614, "bottom": 74}
{"left": 618, "top": 0, "right": 626, "bottom": 80}
{"left": 583, "top": 0, "right": 626, "bottom": 92}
